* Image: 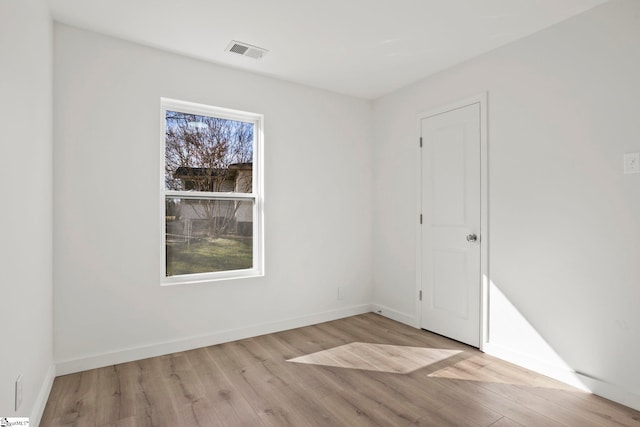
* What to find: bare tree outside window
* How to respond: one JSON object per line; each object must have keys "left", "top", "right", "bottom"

{"left": 164, "top": 109, "right": 256, "bottom": 277}
{"left": 165, "top": 111, "right": 253, "bottom": 193}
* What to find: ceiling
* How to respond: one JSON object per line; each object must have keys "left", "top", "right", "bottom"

{"left": 48, "top": 0, "right": 607, "bottom": 100}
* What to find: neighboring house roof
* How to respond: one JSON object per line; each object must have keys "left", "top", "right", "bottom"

{"left": 173, "top": 163, "right": 252, "bottom": 192}
{"left": 174, "top": 162, "right": 252, "bottom": 179}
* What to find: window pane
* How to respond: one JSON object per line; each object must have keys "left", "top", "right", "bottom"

{"left": 165, "top": 198, "right": 254, "bottom": 276}
{"left": 165, "top": 110, "right": 253, "bottom": 193}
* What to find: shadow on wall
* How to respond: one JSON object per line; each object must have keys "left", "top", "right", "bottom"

{"left": 485, "top": 278, "right": 588, "bottom": 391}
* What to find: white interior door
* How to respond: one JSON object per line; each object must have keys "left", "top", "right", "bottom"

{"left": 420, "top": 102, "right": 481, "bottom": 347}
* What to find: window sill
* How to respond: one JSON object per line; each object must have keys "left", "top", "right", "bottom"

{"left": 161, "top": 268, "right": 264, "bottom": 286}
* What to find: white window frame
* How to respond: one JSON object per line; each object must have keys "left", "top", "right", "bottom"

{"left": 160, "top": 98, "right": 264, "bottom": 285}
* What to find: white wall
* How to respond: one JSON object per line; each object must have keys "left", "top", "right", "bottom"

{"left": 373, "top": 0, "right": 640, "bottom": 409}
{"left": 0, "top": 0, "right": 54, "bottom": 422}
{"left": 53, "top": 24, "right": 373, "bottom": 371}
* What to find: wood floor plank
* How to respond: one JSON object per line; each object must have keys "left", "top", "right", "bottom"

{"left": 260, "top": 332, "right": 347, "bottom": 397}
{"left": 433, "top": 356, "right": 611, "bottom": 427}
{"left": 47, "top": 369, "right": 99, "bottom": 427}
{"left": 489, "top": 416, "right": 524, "bottom": 427}
{"left": 426, "top": 400, "right": 502, "bottom": 427}
{"left": 94, "top": 365, "right": 123, "bottom": 426}
{"left": 524, "top": 385, "right": 640, "bottom": 427}
{"left": 184, "top": 347, "right": 260, "bottom": 426}
{"left": 226, "top": 337, "right": 344, "bottom": 426}
{"left": 205, "top": 341, "right": 296, "bottom": 426}
{"left": 41, "top": 313, "right": 640, "bottom": 427}
{"left": 425, "top": 356, "right": 588, "bottom": 426}
{"left": 153, "top": 352, "right": 221, "bottom": 427}
{"left": 424, "top": 375, "right": 567, "bottom": 427}
{"left": 116, "top": 360, "right": 155, "bottom": 427}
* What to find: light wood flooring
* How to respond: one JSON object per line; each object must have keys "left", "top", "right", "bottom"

{"left": 41, "top": 313, "right": 640, "bottom": 426}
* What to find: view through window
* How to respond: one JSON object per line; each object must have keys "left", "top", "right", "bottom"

{"left": 161, "top": 99, "right": 263, "bottom": 284}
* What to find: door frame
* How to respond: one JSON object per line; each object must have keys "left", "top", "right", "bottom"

{"left": 416, "top": 93, "right": 489, "bottom": 351}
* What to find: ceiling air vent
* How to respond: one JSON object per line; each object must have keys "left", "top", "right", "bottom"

{"left": 225, "top": 40, "right": 268, "bottom": 59}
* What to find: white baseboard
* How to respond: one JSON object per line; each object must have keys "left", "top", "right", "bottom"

{"left": 56, "top": 304, "right": 373, "bottom": 375}
{"left": 371, "top": 303, "right": 418, "bottom": 328}
{"left": 574, "top": 372, "right": 640, "bottom": 412}
{"left": 31, "top": 363, "right": 56, "bottom": 427}
{"left": 483, "top": 342, "right": 587, "bottom": 390}
{"left": 484, "top": 342, "right": 640, "bottom": 412}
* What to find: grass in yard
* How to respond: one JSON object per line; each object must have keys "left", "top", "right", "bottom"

{"left": 166, "top": 236, "right": 252, "bottom": 276}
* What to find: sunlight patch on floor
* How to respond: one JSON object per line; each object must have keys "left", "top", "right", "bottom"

{"left": 428, "top": 354, "right": 579, "bottom": 391}
{"left": 485, "top": 280, "right": 589, "bottom": 391}
{"left": 287, "top": 342, "right": 462, "bottom": 374}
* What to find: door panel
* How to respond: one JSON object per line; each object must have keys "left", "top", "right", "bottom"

{"left": 432, "top": 126, "right": 466, "bottom": 226}
{"left": 421, "top": 103, "right": 480, "bottom": 347}
{"left": 433, "top": 249, "right": 468, "bottom": 319}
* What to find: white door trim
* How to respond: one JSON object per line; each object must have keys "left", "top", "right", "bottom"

{"left": 416, "top": 93, "right": 489, "bottom": 351}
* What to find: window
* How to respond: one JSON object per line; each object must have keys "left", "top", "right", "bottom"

{"left": 161, "top": 98, "right": 263, "bottom": 284}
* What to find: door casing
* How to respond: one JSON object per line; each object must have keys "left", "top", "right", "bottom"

{"left": 416, "top": 93, "right": 489, "bottom": 351}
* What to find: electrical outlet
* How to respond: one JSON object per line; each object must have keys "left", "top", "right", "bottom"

{"left": 15, "top": 375, "right": 23, "bottom": 411}
{"left": 337, "top": 287, "right": 345, "bottom": 300}
{"left": 624, "top": 152, "right": 640, "bottom": 174}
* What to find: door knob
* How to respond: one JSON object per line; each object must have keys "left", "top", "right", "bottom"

{"left": 466, "top": 234, "right": 478, "bottom": 242}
